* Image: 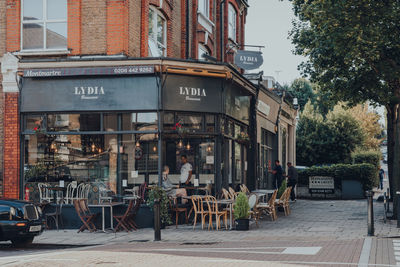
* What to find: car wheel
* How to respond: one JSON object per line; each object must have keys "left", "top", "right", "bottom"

{"left": 11, "top": 237, "right": 34, "bottom": 247}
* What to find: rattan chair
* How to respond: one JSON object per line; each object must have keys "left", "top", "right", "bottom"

{"left": 205, "top": 195, "right": 228, "bottom": 230}
{"left": 256, "top": 189, "right": 278, "bottom": 221}
{"left": 191, "top": 195, "right": 209, "bottom": 230}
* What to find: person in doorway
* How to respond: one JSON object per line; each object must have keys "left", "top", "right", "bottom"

{"left": 379, "top": 168, "right": 385, "bottom": 190}
{"left": 287, "top": 162, "right": 298, "bottom": 201}
{"left": 269, "top": 160, "right": 283, "bottom": 189}
{"left": 180, "top": 155, "right": 193, "bottom": 186}
{"left": 162, "top": 166, "right": 187, "bottom": 203}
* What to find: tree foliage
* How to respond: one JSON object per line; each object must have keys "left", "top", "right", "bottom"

{"left": 296, "top": 110, "right": 364, "bottom": 166}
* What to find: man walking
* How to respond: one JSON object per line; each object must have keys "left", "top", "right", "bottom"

{"left": 269, "top": 160, "right": 283, "bottom": 189}
{"left": 379, "top": 168, "right": 385, "bottom": 190}
{"left": 287, "top": 162, "right": 298, "bottom": 201}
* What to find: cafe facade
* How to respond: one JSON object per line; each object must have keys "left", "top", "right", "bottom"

{"left": 10, "top": 58, "right": 258, "bottom": 203}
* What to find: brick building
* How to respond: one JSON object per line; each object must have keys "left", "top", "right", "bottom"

{"left": 0, "top": 0, "right": 297, "bottom": 201}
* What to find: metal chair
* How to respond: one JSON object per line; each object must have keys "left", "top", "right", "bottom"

{"left": 38, "top": 183, "right": 52, "bottom": 203}
{"left": 45, "top": 198, "right": 64, "bottom": 230}
{"left": 65, "top": 183, "right": 76, "bottom": 204}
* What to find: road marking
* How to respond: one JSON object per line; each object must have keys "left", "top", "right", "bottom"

{"left": 148, "top": 246, "right": 322, "bottom": 256}
{"left": 395, "top": 240, "right": 400, "bottom": 267}
{"left": 358, "top": 237, "right": 372, "bottom": 267}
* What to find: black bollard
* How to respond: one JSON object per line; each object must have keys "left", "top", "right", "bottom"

{"left": 397, "top": 192, "right": 400, "bottom": 228}
{"left": 154, "top": 198, "right": 161, "bottom": 241}
{"left": 366, "top": 191, "right": 374, "bottom": 236}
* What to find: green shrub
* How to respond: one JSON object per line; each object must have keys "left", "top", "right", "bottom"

{"left": 352, "top": 150, "right": 381, "bottom": 170}
{"left": 298, "top": 163, "right": 377, "bottom": 191}
{"left": 277, "top": 179, "right": 287, "bottom": 198}
{"left": 147, "top": 186, "right": 172, "bottom": 225}
{"left": 234, "top": 192, "right": 250, "bottom": 220}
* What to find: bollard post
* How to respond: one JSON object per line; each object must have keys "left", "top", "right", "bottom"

{"left": 366, "top": 191, "right": 374, "bottom": 236}
{"left": 154, "top": 198, "right": 161, "bottom": 241}
{"left": 397, "top": 192, "right": 400, "bottom": 228}
{"left": 387, "top": 188, "right": 390, "bottom": 213}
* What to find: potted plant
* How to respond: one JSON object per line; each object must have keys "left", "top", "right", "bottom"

{"left": 236, "top": 131, "right": 250, "bottom": 144}
{"left": 234, "top": 192, "right": 250, "bottom": 230}
{"left": 147, "top": 186, "right": 172, "bottom": 227}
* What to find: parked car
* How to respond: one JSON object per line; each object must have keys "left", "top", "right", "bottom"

{"left": 0, "top": 199, "right": 45, "bottom": 246}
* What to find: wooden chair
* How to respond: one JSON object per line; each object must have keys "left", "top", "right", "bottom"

{"left": 169, "top": 197, "right": 188, "bottom": 228}
{"left": 275, "top": 187, "right": 288, "bottom": 215}
{"left": 127, "top": 197, "right": 142, "bottom": 230}
{"left": 205, "top": 196, "right": 228, "bottom": 230}
{"left": 191, "top": 195, "right": 209, "bottom": 230}
{"left": 256, "top": 190, "right": 278, "bottom": 221}
{"left": 221, "top": 188, "right": 230, "bottom": 200}
{"left": 73, "top": 199, "right": 97, "bottom": 233}
{"left": 248, "top": 193, "right": 259, "bottom": 227}
{"left": 240, "top": 184, "right": 250, "bottom": 195}
{"left": 114, "top": 199, "right": 135, "bottom": 232}
{"left": 283, "top": 187, "right": 292, "bottom": 215}
{"left": 228, "top": 187, "right": 237, "bottom": 200}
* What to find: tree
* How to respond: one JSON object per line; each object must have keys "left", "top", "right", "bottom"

{"left": 289, "top": 0, "right": 400, "bottom": 215}
{"left": 296, "top": 108, "right": 364, "bottom": 166}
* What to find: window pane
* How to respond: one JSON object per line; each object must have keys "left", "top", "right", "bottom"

{"left": 23, "top": 0, "right": 43, "bottom": 20}
{"left": 176, "top": 114, "right": 202, "bottom": 131}
{"left": 156, "top": 15, "right": 165, "bottom": 44}
{"left": 24, "top": 134, "right": 119, "bottom": 204}
{"left": 46, "top": 22, "right": 67, "bottom": 49}
{"left": 47, "top": 0, "right": 67, "bottom": 20}
{"left": 148, "top": 8, "right": 154, "bottom": 38}
{"left": 163, "top": 112, "right": 175, "bottom": 131}
{"left": 206, "top": 115, "right": 215, "bottom": 132}
{"left": 104, "top": 113, "right": 118, "bottom": 132}
{"left": 47, "top": 114, "right": 101, "bottom": 132}
{"left": 122, "top": 113, "right": 158, "bottom": 131}
{"left": 26, "top": 115, "right": 45, "bottom": 131}
{"left": 23, "top": 23, "right": 44, "bottom": 50}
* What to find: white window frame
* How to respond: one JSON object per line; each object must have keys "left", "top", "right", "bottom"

{"left": 198, "top": 44, "right": 208, "bottom": 61}
{"left": 148, "top": 6, "right": 167, "bottom": 57}
{"left": 228, "top": 4, "right": 237, "bottom": 42}
{"left": 21, "top": 0, "right": 68, "bottom": 51}
{"left": 198, "top": 0, "right": 209, "bottom": 18}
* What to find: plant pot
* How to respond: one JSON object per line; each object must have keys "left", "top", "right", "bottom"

{"left": 235, "top": 218, "right": 249, "bottom": 231}
{"left": 277, "top": 206, "right": 284, "bottom": 212}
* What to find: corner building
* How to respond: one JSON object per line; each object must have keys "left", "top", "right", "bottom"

{"left": 0, "top": 0, "right": 297, "bottom": 202}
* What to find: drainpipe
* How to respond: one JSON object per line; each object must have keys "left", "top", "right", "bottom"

{"left": 220, "top": 0, "right": 226, "bottom": 62}
{"left": 186, "top": 0, "right": 190, "bottom": 59}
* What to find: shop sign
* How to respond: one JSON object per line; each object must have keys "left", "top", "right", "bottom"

{"left": 257, "top": 100, "right": 270, "bottom": 116}
{"left": 309, "top": 176, "right": 334, "bottom": 194}
{"left": 234, "top": 50, "right": 263, "bottom": 70}
{"left": 23, "top": 65, "right": 154, "bottom": 77}
{"left": 163, "top": 74, "right": 223, "bottom": 113}
{"left": 21, "top": 76, "right": 158, "bottom": 112}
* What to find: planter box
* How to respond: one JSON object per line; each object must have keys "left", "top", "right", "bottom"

{"left": 341, "top": 180, "right": 364, "bottom": 199}
{"left": 297, "top": 186, "right": 341, "bottom": 199}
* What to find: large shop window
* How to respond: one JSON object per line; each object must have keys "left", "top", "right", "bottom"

{"left": 23, "top": 113, "right": 158, "bottom": 204}
{"left": 22, "top": 0, "right": 67, "bottom": 50}
{"left": 148, "top": 7, "right": 167, "bottom": 57}
{"left": 228, "top": 4, "right": 237, "bottom": 42}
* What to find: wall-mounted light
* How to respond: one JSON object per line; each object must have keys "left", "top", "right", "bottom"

{"left": 293, "top": 97, "right": 299, "bottom": 110}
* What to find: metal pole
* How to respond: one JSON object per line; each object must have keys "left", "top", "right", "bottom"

{"left": 397, "top": 192, "right": 400, "bottom": 228}
{"left": 154, "top": 199, "right": 161, "bottom": 241}
{"left": 366, "top": 191, "right": 374, "bottom": 236}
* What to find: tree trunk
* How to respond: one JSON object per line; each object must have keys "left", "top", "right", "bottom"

{"left": 387, "top": 100, "right": 400, "bottom": 218}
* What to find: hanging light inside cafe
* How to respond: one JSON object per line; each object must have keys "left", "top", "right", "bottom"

{"left": 91, "top": 143, "right": 96, "bottom": 152}
{"left": 153, "top": 145, "right": 157, "bottom": 152}
{"left": 178, "top": 139, "right": 183, "bottom": 148}
{"left": 135, "top": 140, "right": 140, "bottom": 147}
{"left": 186, "top": 141, "right": 191, "bottom": 150}
{"left": 206, "top": 144, "right": 212, "bottom": 152}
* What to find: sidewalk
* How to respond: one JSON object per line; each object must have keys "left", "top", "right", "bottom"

{"left": 35, "top": 198, "right": 400, "bottom": 246}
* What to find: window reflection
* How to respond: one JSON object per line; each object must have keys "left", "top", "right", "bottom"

{"left": 47, "top": 114, "right": 101, "bottom": 132}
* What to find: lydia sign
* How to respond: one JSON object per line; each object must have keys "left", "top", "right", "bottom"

{"left": 234, "top": 50, "right": 263, "bottom": 70}
{"left": 163, "top": 75, "right": 223, "bottom": 113}
{"left": 74, "top": 86, "right": 105, "bottom": 100}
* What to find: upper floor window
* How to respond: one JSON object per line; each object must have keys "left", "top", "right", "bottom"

{"left": 198, "top": 44, "right": 208, "bottom": 61}
{"left": 22, "top": 0, "right": 67, "bottom": 50}
{"left": 228, "top": 4, "right": 237, "bottom": 42}
{"left": 198, "top": 0, "right": 209, "bottom": 18}
{"left": 148, "top": 7, "right": 167, "bottom": 57}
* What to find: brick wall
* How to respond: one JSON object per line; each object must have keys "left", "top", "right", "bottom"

{"left": 81, "top": 0, "right": 107, "bottom": 55}
{"left": 6, "top": 0, "right": 20, "bottom": 52}
{"left": 3, "top": 93, "right": 19, "bottom": 199}
{"left": 68, "top": 0, "right": 82, "bottom": 55}
{"left": 128, "top": 0, "right": 141, "bottom": 57}
{"left": 106, "top": 0, "right": 128, "bottom": 55}
{"left": 0, "top": 0, "right": 6, "bottom": 197}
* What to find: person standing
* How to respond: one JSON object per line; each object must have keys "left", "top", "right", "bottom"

{"left": 179, "top": 155, "right": 193, "bottom": 186}
{"left": 287, "top": 162, "right": 298, "bottom": 201}
{"left": 269, "top": 160, "right": 283, "bottom": 189}
{"left": 379, "top": 168, "right": 385, "bottom": 190}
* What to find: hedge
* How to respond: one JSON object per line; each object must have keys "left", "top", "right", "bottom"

{"left": 352, "top": 150, "right": 381, "bottom": 170}
{"left": 298, "top": 163, "right": 378, "bottom": 191}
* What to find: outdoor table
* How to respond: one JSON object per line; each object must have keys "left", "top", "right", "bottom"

{"left": 47, "top": 186, "right": 65, "bottom": 203}
{"left": 252, "top": 189, "right": 275, "bottom": 203}
{"left": 89, "top": 202, "right": 124, "bottom": 232}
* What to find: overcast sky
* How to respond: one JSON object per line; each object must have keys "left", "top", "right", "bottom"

{"left": 245, "top": 0, "right": 307, "bottom": 85}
